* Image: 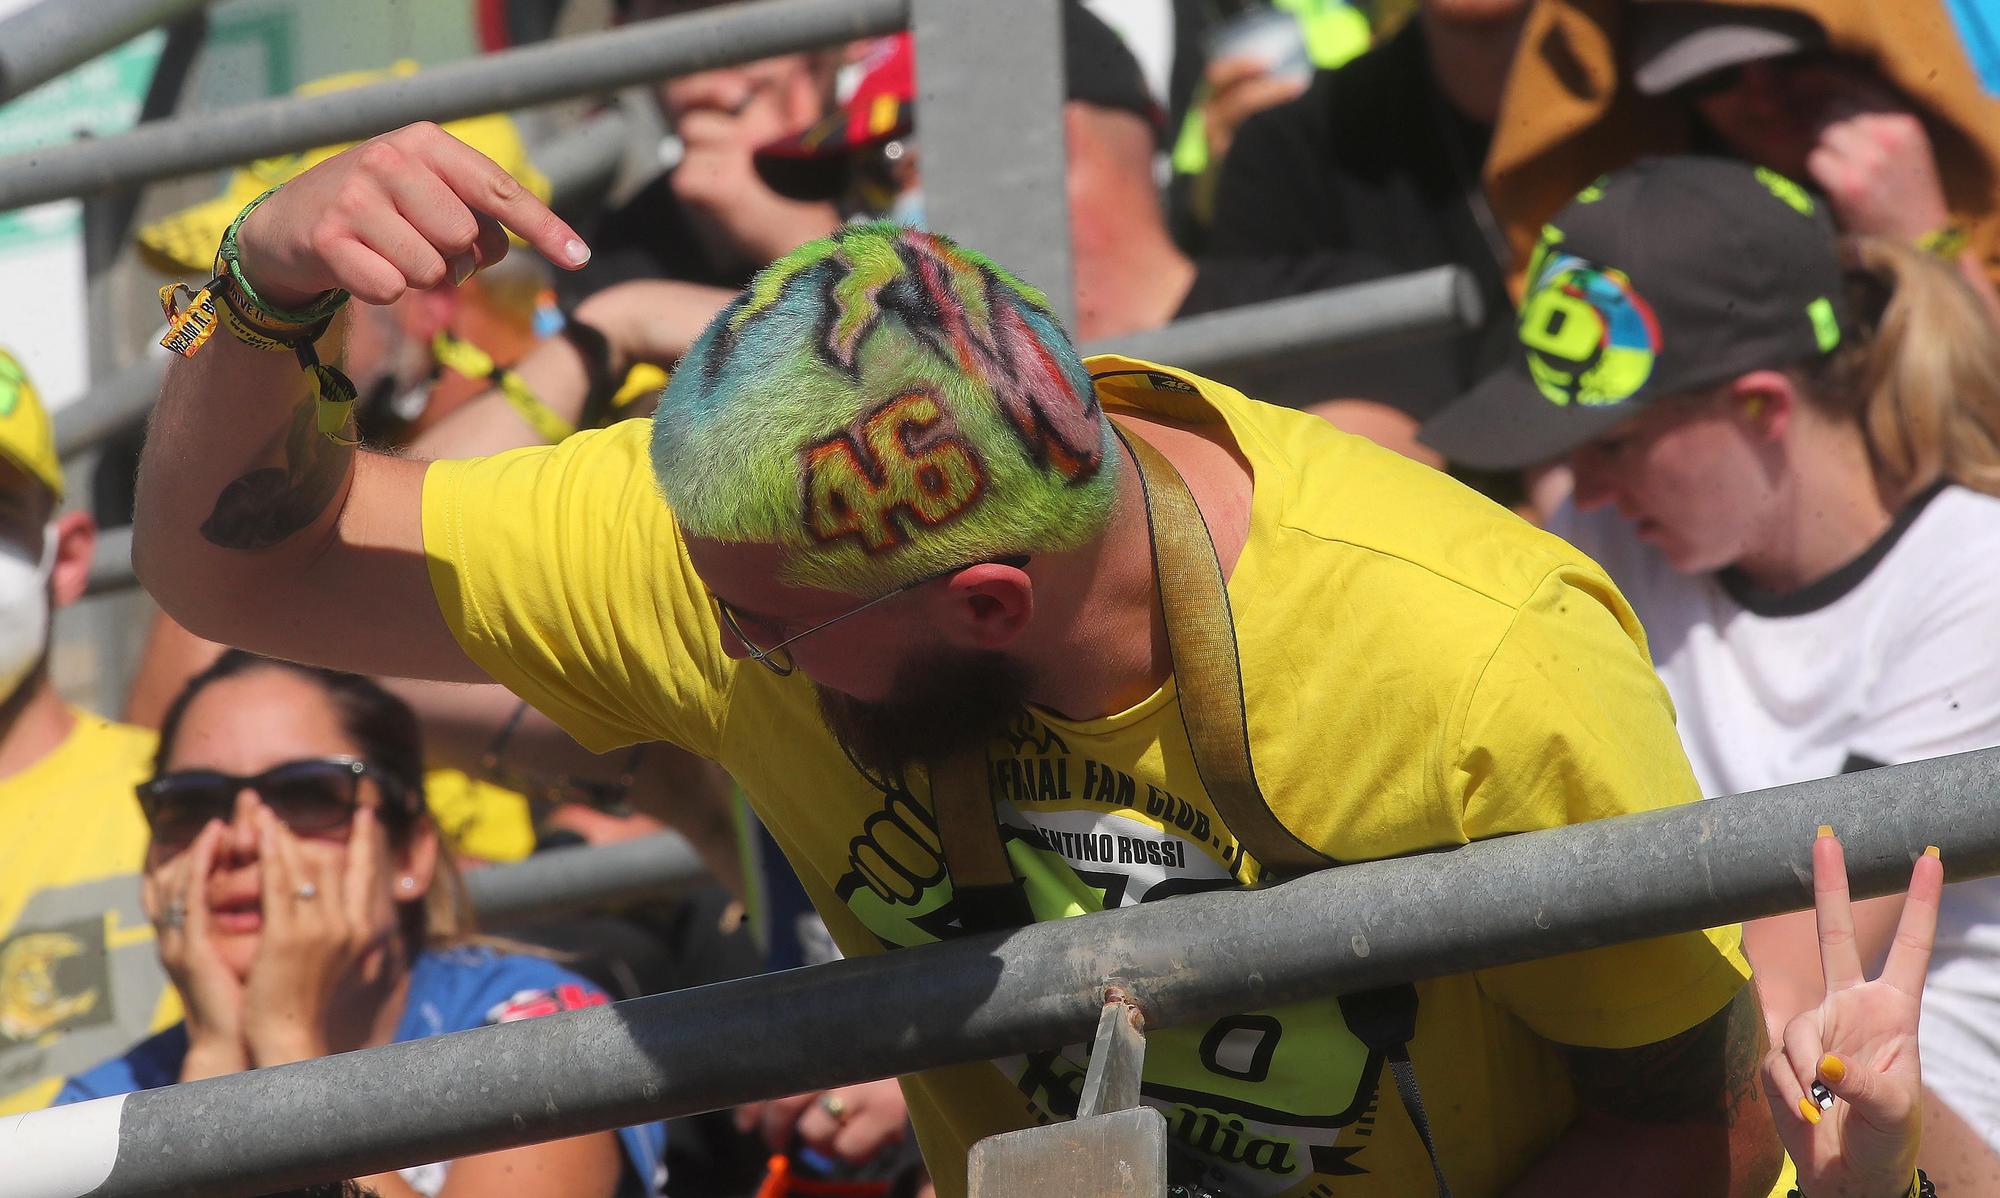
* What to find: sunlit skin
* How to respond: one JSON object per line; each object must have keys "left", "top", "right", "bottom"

{"left": 147, "top": 668, "right": 436, "bottom": 981}
{"left": 1568, "top": 390, "right": 1781, "bottom": 577}
{"left": 140, "top": 666, "right": 627, "bottom": 1195}
{"left": 1565, "top": 372, "right": 1894, "bottom": 593}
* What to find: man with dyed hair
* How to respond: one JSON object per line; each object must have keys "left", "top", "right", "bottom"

{"left": 135, "top": 124, "right": 1781, "bottom": 1196}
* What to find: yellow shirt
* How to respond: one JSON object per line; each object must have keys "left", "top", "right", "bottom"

{"left": 0, "top": 709, "right": 178, "bottom": 1113}
{"left": 424, "top": 356, "right": 1752, "bottom": 1197}
{"left": 423, "top": 767, "right": 536, "bottom": 864}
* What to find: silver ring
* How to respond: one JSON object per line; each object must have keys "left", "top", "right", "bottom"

{"left": 295, "top": 882, "right": 319, "bottom": 901}
{"left": 819, "top": 1092, "right": 848, "bottom": 1122}
{"left": 161, "top": 901, "right": 186, "bottom": 930}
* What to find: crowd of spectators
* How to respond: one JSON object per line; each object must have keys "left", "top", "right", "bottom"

{"left": 5, "top": 0, "right": 2000, "bottom": 1195}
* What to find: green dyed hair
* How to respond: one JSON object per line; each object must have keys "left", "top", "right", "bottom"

{"left": 651, "top": 222, "right": 1117, "bottom": 594}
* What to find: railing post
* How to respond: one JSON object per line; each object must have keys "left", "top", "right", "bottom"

{"left": 910, "top": 0, "right": 1075, "bottom": 330}
{"left": 968, "top": 998, "right": 1168, "bottom": 1197}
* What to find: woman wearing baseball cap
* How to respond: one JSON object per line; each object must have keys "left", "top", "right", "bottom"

{"left": 1423, "top": 155, "right": 2000, "bottom": 1179}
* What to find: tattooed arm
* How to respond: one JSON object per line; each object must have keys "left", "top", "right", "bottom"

{"left": 1502, "top": 985, "right": 1784, "bottom": 1198}
{"left": 132, "top": 123, "right": 589, "bottom": 681}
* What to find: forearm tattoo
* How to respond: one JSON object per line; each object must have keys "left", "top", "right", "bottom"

{"left": 1556, "top": 985, "right": 1765, "bottom": 1126}
{"left": 199, "top": 390, "right": 352, "bottom": 551}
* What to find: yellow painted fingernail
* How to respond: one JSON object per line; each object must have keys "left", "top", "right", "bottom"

{"left": 1798, "top": 1095, "right": 1822, "bottom": 1125}
{"left": 1819, "top": 1054, "right": 1847, "bottom": 1084}
{"left": 1925, "top": 845, "right": 1941, "bottom": 859}
{"left": 1817, "top": 824, "right": 1835, "bottom": 839}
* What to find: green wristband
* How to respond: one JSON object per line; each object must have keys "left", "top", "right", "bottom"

{"left": 215, "top": 186, "right": 350, "bottom": 328}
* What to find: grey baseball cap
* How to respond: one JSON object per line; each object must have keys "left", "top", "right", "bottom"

{"left": 1420, "top": 157, "right": 1851, "bottom": 472}
{"left": 1630, "top": 2, "right": 1827, "bottom": 96}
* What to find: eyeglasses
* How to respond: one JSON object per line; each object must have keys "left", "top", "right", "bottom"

{"left": 711, "top": 554, "right": 1031, "bottom": 677}
{"left": 136, "top": 756, "right": 406, "bottom": 849}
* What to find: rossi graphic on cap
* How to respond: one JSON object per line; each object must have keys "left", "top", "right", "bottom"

{"left": 1518, "top": 253, "right": 1663, "bottom": 409}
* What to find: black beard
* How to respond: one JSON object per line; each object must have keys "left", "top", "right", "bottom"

{"left": 815, "top": 650, "right": 1032, "bottom": 782}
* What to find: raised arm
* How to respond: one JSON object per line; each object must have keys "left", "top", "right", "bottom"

{"left": 406, "top": 278, "right": 733, "bottom": 460}
{"left": 132, "top": 123, "right": 590, "bottom": 681}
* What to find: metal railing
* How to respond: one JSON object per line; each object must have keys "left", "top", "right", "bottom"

{"left": 463, "top": 832, "right": 707, "bottom": 927}
{"left": 8, "top": 748, "right": 1997, "bottom": 1197}
{"left": 0, "top": 0, "right": 210, "bottom": 103}
{"left": 0, "top": 0, "right": 908, "bottom": 213}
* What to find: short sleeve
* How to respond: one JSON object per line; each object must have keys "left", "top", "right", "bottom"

{"left": 422, "top": 421, "right": 732, "bottom": 757}
{"left": 1455, "top": 567, "right": 1750, "bottom": 1048}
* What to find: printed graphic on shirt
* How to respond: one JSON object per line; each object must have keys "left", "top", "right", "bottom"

{"left": 487, "top": 983, "right": 610, "bottom": 1024}
{"left": 1, "top": 921, "right": 110, "bottom": 1043}
{"left": 831, "top": 713, "right": 1393, "bottom": 1197}
{"left": 0, "top": 875, "right": 166, "bottom": 1105}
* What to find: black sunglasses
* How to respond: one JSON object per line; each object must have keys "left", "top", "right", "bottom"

{"left": 135, "top": 756, "right": 407, "bottom": 849}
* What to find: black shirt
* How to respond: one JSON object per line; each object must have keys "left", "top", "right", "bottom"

{"left": 1189, "top": 20, "right": 1517, "bottom": 419}
{"left": 555, "top": 170, "right": 761, "bottom": 308}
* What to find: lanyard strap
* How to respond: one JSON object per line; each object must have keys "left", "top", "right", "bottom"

{"left": 924, "top": 415, "right": 1450, "bottom": 1197}
{"left": 1116, "top": 423, "right": 1332, "bottom": 880}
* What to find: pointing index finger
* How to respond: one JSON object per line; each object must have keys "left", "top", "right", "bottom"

{"left": 410, "top": 126, "right": 590, "bottom": 270}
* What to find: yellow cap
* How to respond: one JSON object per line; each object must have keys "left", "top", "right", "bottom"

{"left": 0, "top": 349, "right": 63, "bottom": 502}
{"left": 136, "top": 61, "right": 552, "bottom": 275}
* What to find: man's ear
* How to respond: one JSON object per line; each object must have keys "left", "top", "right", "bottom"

{"left": 48, "top": 509, "right": 96, "bottom": 609}
{"left": 931, "top": 560, "right": 1034, "bottom": 650}
{"left": 1727, "top": 371, "right": 1797, "bottom": 442}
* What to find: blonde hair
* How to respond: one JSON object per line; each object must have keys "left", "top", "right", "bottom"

{"left": 1800, "top": 237, "right": 2000, "bottom": 505}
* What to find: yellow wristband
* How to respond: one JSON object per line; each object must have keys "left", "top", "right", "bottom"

{"left": 433, "top": 331, "right": 575, "bottom": 443}
{"left": 215, "top": 294, "right": 299, "bottom": 353}
{"left": 496, "top": 371, "right": 577, "bottom": 444}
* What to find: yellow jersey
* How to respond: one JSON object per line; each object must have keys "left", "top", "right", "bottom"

{"left": 0, "top": 709, "right": 178, "bottom": 1113}
{"left": 423, "top": 356, "right": 1751, "bottom": 1197}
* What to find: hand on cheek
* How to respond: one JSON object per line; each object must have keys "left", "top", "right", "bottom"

{"left": 241, "top": 806, "right": 402, "bottom": 1067}
{"left": 149, "top": 820, "right": 251, "bottom": 1081}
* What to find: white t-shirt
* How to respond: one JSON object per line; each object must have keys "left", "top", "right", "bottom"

{"left": 1549, "top": 485, "right": 2000, "bottom": 1144}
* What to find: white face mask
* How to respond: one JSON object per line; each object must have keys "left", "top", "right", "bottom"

{"left": 0, "top": 521, "right": 56, "bottom": 704}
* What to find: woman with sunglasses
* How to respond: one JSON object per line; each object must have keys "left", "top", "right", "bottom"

{"left": 55, "top": 651, "right": 664, "bottom": 1198}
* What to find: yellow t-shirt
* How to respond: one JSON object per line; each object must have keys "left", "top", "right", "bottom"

{"left": 0, "top": 709, "right": 178, "bottom": 1113}
{"left": 424, "top": 356, "right": 1752, "bottom": 1197}
{"left": 422, "top": 767, "right": 536, "bottom": 864}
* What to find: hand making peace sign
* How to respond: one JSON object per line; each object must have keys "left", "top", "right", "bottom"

{"left": 1764, "top": 829, "right": 1944, "bottom": 1198}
